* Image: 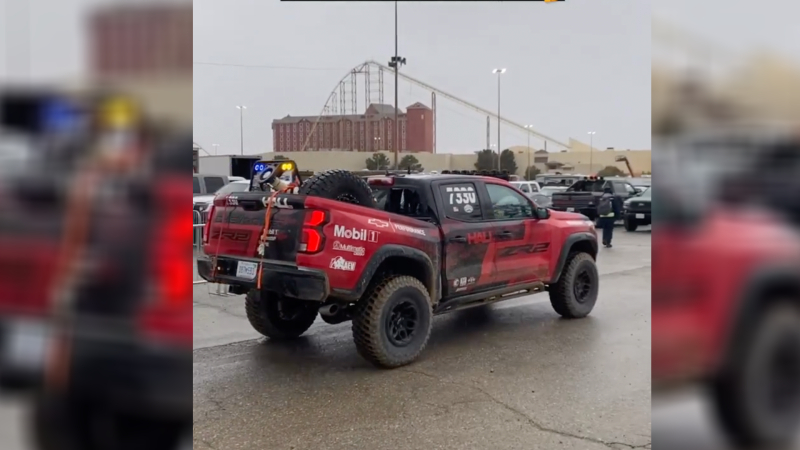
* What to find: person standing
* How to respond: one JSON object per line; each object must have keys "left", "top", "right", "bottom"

{"left": 596, "top": 185, "right": 621, "bottom": 248}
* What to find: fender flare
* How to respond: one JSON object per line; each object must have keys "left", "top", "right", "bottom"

{"left": 332, "top": 244, "right": 439, "bottom": 302}
{"left": 548, "top": 232, "right": 598, "bottom": 284}
{"left": 719, "top": 264, "right": 800, "bottom": 371}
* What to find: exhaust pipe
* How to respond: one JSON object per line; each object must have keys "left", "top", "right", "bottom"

{"left": 319, "top": 304, "right": 340, "bottom": 317}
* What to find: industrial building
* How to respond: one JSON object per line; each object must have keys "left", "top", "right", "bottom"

{"left": 272, "top": 102, "right": 434, "bottom": 153}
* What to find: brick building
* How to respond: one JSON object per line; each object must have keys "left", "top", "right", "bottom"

{"left": 272, "top": 102, "right": 433, "bottom": 153}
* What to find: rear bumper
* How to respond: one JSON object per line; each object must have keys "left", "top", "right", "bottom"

{"left": 624, "top": 211, "right": 651, "bottom": 223}
{"left": 0, "top": 317, "right": 190, "bottom": 418}
{"left": 197, "top": 256, "right": 329, "bottom": 302}
{"left": 553, "top": 206, "right": 598, "bottom": 219}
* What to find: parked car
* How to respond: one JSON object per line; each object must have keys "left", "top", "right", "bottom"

{"left": 193, "top": 180, "right": 250, "bottom": 221}
{"left": 623, "top": 187, "right": 651, "bottom": 231}
{"left": 198, "top": 162, "right": 599, "bottom": 368}
{"left": 551, "top": 177, "right": 640, "bottom": 220}
{"left": 193, "top": 174, "right": 231, "bottom": 198}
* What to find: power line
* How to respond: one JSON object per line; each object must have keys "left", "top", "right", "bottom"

{"left": 193, "top": 61, "right": 347, "bottom": 71}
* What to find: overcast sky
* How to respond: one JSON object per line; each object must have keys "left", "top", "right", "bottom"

{"left": 194, "top": 0, "right": 651, "bottom": 155}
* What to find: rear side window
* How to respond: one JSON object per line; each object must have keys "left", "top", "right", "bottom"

{"left": 516, "top": 183, "right": 530, "bottom": 193}
{"left": 193, "top": 177, "right": 201, "bottom": 194}
{"left": 440, "top": 183, "right": 482, "bottom": 221}
{"left": 204, "top": 177, "right": 226, "bottom": 193}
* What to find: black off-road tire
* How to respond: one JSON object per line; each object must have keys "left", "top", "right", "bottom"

{"left": 624, "top": 218, "right": 638, "bottom": 232}
{"left": 298, "top": 169, "right": 375, "bottom": 207}
{"left": 245, "top": 289, "right": 318, "bottom": 340}
{"left": 548, "top": 252, "right": 599, "bottom": 318}
{"left": 710, "top": 303, "right": 800, "bottom": 449}
{"left": 352, "top": 275, "right": 433, "bottom": 369}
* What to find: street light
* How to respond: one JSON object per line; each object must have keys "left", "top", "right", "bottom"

{"left": 212, "top": 143, "right": 219, "bottom": 155}
{"left": 524, "top": 124, "right": 534, "bottom": 179}
{"left": 388, "top": 1, "right": 407, "bottom": 170}
{"left": 236, "top": 106, "right": 247, "bottom": 155}
{"left": 587, "top": 131, "right": 596, "bottom": 174}
{"left": 492, "top": 68, "right": 506, "bottom": 171}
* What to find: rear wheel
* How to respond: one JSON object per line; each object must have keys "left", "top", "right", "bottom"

{"left": 624, "top": 217, "right": 638, "bottom": 232}
{"left": 352, "top": 276, "right": 433, "bottom": 368}
{"left": 298, "top": 169, "right": 375, "bottom": 207}
{"left": 245, "top": 289, "right": 318, "bottom": 340}
{"left": 710, "top": 303, "right": 800, "bottom": 448}
{"left": 548, "top": 252, "right": 599, "bottom": 318}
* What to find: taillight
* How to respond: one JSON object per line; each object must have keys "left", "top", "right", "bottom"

{"left": 299, "top": 209, "right": 327, "bottom": 253}
{"left": 203, "top": 205, "right": 215, "bottom": 244}
{"left": 140, "top": 210, "right": 191, "bottom": 345}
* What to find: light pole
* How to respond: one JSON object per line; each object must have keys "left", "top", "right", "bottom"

{"left": 524, "top": 124, "right": 534, "bottom": 179}
{"left": 492, "top": 68, "right": 506, "bottom": 171}
{"left": 587, "top": 131, "right": 596, "bottom": 174}
{"left": 236, "top": 105, "right": 247, "bottom": 155}
{"left": 388, "top": 1, "right": 406, "bottom": 170}
{"left": 212, "top": 144, "right": 219, "bottom": 155}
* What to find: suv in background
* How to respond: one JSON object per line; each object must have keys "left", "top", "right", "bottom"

{"left": 193, "top": 174, "right": 229, "bottom": 198}
{"left": 623, "top": 187, "right": 651, "bottom": 231}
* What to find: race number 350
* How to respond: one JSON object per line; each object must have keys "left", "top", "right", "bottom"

{"left": 449, "top": 192, "right": 476, "bottom": 205}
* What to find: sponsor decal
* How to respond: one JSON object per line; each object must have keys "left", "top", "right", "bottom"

{"left": 262, "top": 196, "right": 292, "bottom": 209}
{"left": 368, "top": 218, "right": 390, "bottom": 228}
{"left": 445, "top": 185, "right": 477, "bottom": 206}
{"left": 226, "top": 196, "right": 238, "bottom": 206}
{"left": 394, "top": 223, "right": 426, "bottom": 236}
{"left": 456, "top": 287, "right": 467, "bottom": 292}
{"left": 453, "top": 277, "right": 468, "bottom": 288}
{"left": 467, "top": 277, "right": 476, "bottom": 285}
{"left": 467, "top": 231, "right": 492, "bottom": 245}
{"left": 333, "top": 241, "right": 365, "bottom": 256}
{"left": 211, "top": 230, "right": 249, "bottom": 241}
{"left": 334, "top": 225, "right": 379, "bottom": 243}
{"left": 498, "top": 242, "right": 550, "bottom": 257}
{"left": 453, "top": 278, "right": 460, "bottom": 287}
{"left": 330, "top": 256, "right": 356, "bottom": 271}
{"left": 463, "top": 204, "right": 474, "bottom": 214}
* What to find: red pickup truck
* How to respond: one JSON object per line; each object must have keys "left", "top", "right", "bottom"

{"left": 199, "top": 163, "right": 600, "bottom": 368}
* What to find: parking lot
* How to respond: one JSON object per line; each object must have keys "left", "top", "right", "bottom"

{"left": 193, "top": 227, "right": 652, "bottom": 450}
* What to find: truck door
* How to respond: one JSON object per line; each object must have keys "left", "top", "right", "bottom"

{"left": 435, "top": 181, "right": 496, "bottom": 296}
{"left": 485, "top": 182, "right": 551, "bottom": 287}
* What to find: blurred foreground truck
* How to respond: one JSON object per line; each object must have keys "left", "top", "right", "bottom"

{"left": 652, "top": 131, "right": 800, "bottom": 449}
{"left": 0, "top": 89, "right": 191, "bottom": 450}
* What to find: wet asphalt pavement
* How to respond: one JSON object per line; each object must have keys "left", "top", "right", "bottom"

{"left": 193, "top": 228, "right": 652, "bottom": 450}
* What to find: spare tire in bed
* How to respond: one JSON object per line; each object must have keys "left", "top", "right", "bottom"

{"left": 298, "top": 169, "right": 376, "bottom": 208}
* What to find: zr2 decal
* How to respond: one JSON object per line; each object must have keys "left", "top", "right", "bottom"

{"left": 498, "top": 242, "right": 550, "bottom": 257}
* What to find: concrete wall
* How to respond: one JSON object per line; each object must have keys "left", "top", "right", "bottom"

{"left": 261, "top": 147, "right": 652, "bottom": 177}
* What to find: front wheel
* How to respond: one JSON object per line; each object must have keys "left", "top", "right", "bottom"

{"left": 710, "top": 303, "right": 800, "bottom": 448}
{"left": 624, "top": 217, "right": 638, "bottom": 232}
{"left": 548, "top": 252, "right": 599, "bottom": 318}
{"left": 245, "top": 290, "right": 318, "bottom": 340}
{"left": 352, "top": 276, "right": 433, "bottom": 368}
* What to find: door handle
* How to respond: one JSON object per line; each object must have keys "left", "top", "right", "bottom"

{"left": 450, "top": 236, "right": 467, "bottom": 243}
{"left": 494, "top": 231, "right": 513, "bottom": 239}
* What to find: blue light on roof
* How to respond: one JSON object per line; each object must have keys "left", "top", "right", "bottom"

{"left": 41, "top": 98, "right": 82, "bottom": 132}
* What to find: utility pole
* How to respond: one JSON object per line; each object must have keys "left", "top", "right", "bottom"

{"left": 524, "top": 125, "right": 533, "bottom": 179}
{"left": 388, "top": 1, "right": 406, "bottom": 169}
{"left": 588, "top": 131, "right": 596, "bottom": 174}
{"left": 492, "top": 68, "right": 506, "bottom": 171}
{"left": 236, "top": 105, "right": 247, "bottom": 155}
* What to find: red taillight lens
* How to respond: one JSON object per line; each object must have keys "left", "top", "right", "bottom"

{"left": 140, "top": 211, "right": 192, "bottom": 345}
{"left": 299, "top": 209, "right": 327, "bottom": 254}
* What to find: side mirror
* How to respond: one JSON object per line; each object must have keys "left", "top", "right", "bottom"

{"left": 535, "top": 207, "right": 550, "bottom": 220}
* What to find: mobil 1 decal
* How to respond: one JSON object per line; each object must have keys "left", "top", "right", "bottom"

{"left": 445, "top": 184, "right": 477, "bottom": 214}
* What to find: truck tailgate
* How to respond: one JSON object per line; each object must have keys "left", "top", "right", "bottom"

{"left": 203, "top": 192, "right": 308, "bottom": 264}
{"left": 551, "top": 192, "right": 597, "bottom": 209}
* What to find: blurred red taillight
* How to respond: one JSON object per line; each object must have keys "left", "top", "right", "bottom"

{"left": 299, "top": 209, "right": 327, "bottom": 253}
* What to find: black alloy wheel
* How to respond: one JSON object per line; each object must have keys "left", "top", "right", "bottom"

{"left": 385, "top": 300, "right": 419, "bottom": 347}
{"left": 573, "top": 269, "right": 593, "bottom": 304}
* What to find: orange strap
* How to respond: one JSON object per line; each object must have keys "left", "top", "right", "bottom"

{"left": 255, "top": 184, "right": 298, "bottom": 289}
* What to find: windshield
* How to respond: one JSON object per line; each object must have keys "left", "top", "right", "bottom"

{"left": 214, "top": 181, "right": 249, "bottom": 196}
{"left": 638, "top": 187, "right": 651, "bottom": 199}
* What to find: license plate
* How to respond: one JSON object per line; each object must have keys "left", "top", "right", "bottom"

{"left": 636, "top": 214, "right": 645, "bottom": 219}
{"left": 566, "top": 207, "right": 575, "bottom": 212}
{"left": 236, "top": 261, "right": 258, "bottom": 279}
{"left": 2, "top": 321, "right": 50, "bottom": 371}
